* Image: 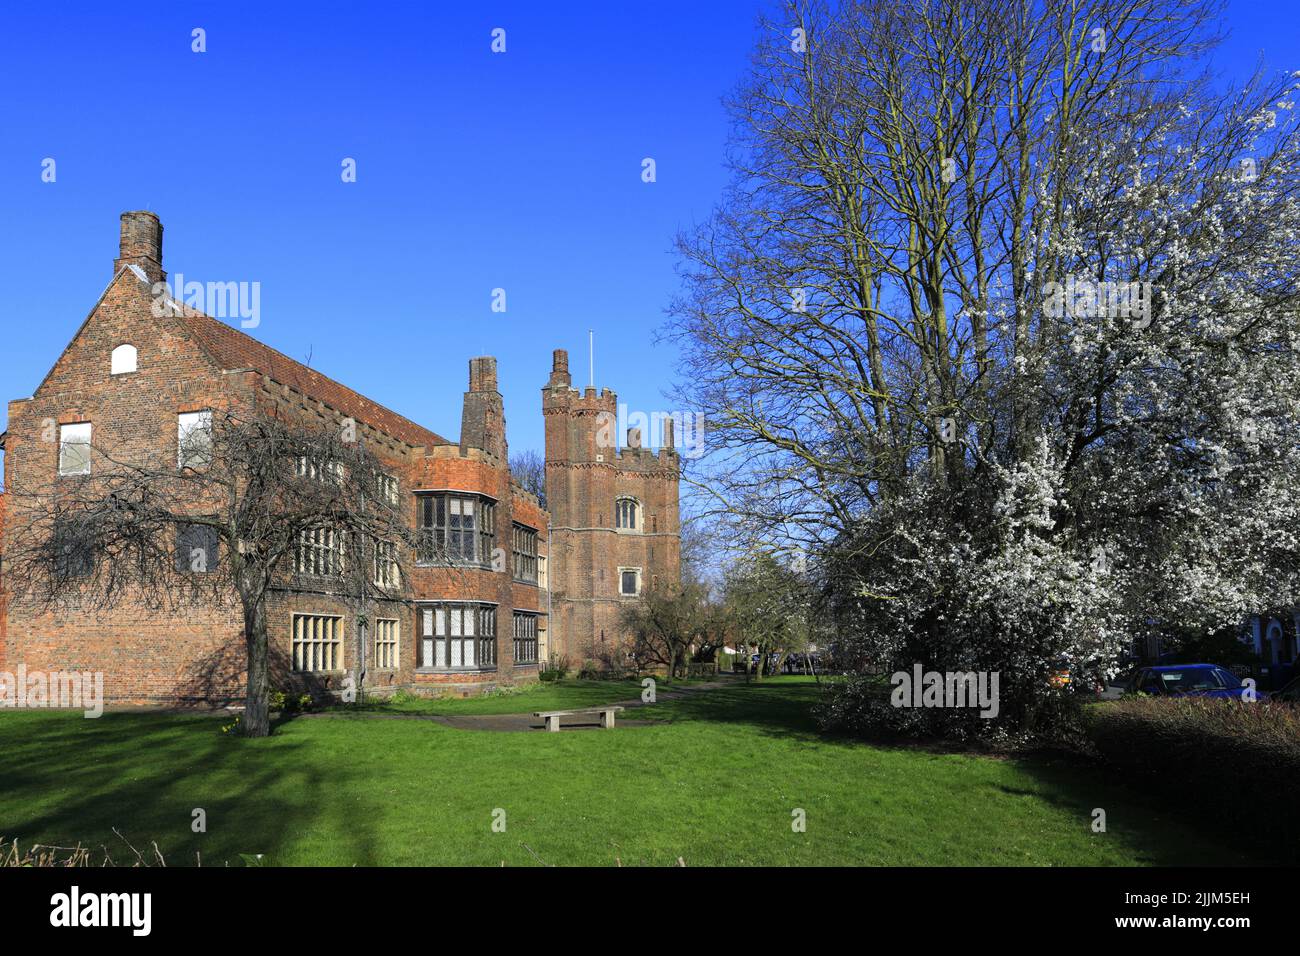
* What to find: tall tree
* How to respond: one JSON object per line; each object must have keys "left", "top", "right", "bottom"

{"left": 621, "top": 582, "right": 721, "bottom": 679}
{"left": 723, "top": 553, "right": 812, "bottom": 681}
{"left": 668, "top": 0, "right": 1300, "bottom": 731}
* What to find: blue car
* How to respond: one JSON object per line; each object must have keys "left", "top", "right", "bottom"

{"left": 1123, "top": 663, "right": 1267, "bottom": 700}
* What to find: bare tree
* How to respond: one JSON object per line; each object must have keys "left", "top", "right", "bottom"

{"left": 666, "top": 0, "right": 1282, "bottom": 545}
{"left": 722, "top": 553, "right": 811, "bottom": 681}
{"left": 1, "top": 403, "right": 427, "bottom": 737}
{"left": 621, "top": 582, "right": 720, "bottom": 679}
{"left": 509, "top": 449, "right": 546, "bottom": 508}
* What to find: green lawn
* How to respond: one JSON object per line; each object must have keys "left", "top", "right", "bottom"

{"left": 0, "top": 677, "right": 1260, "bottom": 866}
{"left": 337, "top": 676, "right": 704, "bottom": 716}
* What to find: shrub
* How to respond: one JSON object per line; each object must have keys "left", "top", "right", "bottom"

{"left": 814, "top": 673, "right": 1082, "bottom": 750}
{"left": 1085, "top": 697, "right": 1300, "bottom": 860}
{"left": 540, "top": 655, "right": 571, "bottom": 682}
{"left": 269, "top": 689, "right": 314, "bottom": 714}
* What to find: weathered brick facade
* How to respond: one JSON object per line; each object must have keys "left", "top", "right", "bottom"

{"left": 543, "top": 350, "right": 681, "bottom": 667}
{"left": 0, "top": 212, "right": 678, "bottom": 704}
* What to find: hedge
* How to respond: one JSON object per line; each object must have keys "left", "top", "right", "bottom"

{"left": 1085, "top": 697, "right": 1300, "bottom": 860}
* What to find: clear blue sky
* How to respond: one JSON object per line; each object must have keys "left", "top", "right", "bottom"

{"left": 0, "top": 0, "right": 1295, "bottom": 459}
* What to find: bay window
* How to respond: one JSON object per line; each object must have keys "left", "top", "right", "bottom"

{"left": 417, "top": 493, "right": 496, "bottom": 566}
{"left": 418, "top": 602, "right": 497, "bottom": 670}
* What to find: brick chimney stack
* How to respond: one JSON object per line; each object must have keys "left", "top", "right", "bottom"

{"left": 549, "top": 349, "right": 571, "bottom": 388}
{"left": 468, "top": 355, "right": 498, "bottom": 392}
{"left": 114, "top": 211, "right": 165, "bottom": 284}
{"left": 461, "top": 356, "right": 506, "bottom": 462}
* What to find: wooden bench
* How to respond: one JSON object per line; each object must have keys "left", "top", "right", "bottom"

{"left": 533, "top": 705, "right": 624, "bottom": 732}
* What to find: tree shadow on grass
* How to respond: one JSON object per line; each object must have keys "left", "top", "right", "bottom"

{"left": 635, "top": 680, "right": 832, "bottom": 740}
{"left": 643, "top": 681, "right": 1275, "bottom": 866}
{"left": 1010, "top": 754, "right": 1282, "bottom": 866}
{"left": 0, "top": 711, "right": 384, "bottom": 866}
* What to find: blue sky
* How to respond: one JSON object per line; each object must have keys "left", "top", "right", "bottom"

{"left": 0, "top": 0, "right": 1296, "bottom": 459}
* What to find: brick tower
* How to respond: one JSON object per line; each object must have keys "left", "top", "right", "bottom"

{"left": 543, "top": 349, "right": 681, "bottom": 666}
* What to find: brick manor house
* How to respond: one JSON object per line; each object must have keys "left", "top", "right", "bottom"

{"left": 0, "top": 212, "right": 680, "bottom": 704}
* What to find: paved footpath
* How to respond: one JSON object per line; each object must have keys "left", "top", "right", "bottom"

{"left": 303, "top": 675, "right": 741, "bottom": 732}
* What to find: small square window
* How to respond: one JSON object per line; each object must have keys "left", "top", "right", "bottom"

{"left": 620, "top": 568, "right": 641, "bottom": 596}
{"left": 176, "top": 523, "right": 220, "bottom": 573}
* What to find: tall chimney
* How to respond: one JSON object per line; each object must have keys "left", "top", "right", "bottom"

{"left": 468, "top": 355, "right": 498, "bottom": 393}
{"left": 461, "top": 356, "right": 506, "bottom": 461}
{"left": 114, "top": 211, "right": 165, "bottom": 284}
{"left": 549, "top": 348, "right": 571, "bottom": 388}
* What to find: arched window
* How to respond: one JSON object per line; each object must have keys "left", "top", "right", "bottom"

{"left": 111, "top": 344, "right": 137, "bottom": 375}
{"left": 615, "top": 497, "right": 641, "bottom": 531}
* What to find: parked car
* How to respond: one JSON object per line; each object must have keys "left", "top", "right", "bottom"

{"left": 1123, "top": 663, "right": 1268, "bottom": 700}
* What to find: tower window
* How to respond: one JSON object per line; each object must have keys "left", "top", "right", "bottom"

{"left": 615, "top": 497, "right": 641, "bottom": 531}
{"left": 619, "top": 567, "right": 642, "bottom": 596}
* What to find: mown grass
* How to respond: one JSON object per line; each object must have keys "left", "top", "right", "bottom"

{"left": 0, "top": 677, "right": 1263, "bottom": 866}
{"left": 337, "top": 676, "right": 707, "bottom": 716}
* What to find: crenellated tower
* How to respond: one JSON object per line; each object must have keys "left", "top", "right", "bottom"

{"left": 543, "top": 348, "right": 681, "bottom": 666}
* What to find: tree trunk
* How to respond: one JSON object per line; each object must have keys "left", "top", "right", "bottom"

{"left": 241, "top": 597, "right": 270, "bottom": 737}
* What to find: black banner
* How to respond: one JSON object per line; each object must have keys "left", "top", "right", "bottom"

{"left": 0, "top": 865, "right": 1284, "bottom": 942}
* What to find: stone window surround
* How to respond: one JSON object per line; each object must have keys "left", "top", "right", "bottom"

{"left": 414, "top": 600, "right": 499, "bottom": 673}
{"left": 615, "top": 495, "right": 643, "bottom": 533}
{"left": 618, "top": 566, "right": 643, "bottom": 597}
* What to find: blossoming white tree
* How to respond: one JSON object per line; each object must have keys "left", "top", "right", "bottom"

{"left": 668, "top": 0, "right": 1300, "bottom": 734}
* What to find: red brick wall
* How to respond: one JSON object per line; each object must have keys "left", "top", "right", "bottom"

{"left": 1, "top": 271, "right": 253, "bottom": 703}
{"left": 1, "top": 256, "right": 549, "bottom": 704}
{"left": 2, "top": 219, "right": 692, "bottom": 704}
{"left": 542, "top": 351, "right": 681, "bottom": 665}
{"left": 0, "top": 490, "right": 8, "bottom": 670}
